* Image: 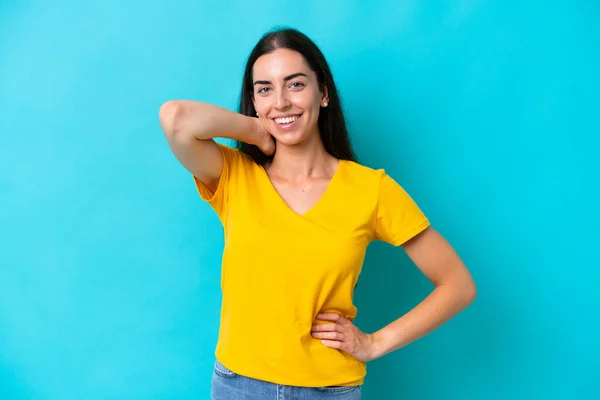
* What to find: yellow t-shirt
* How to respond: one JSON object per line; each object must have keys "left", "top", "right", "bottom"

{"left": 194, "top": 143, "right": 430, "bottom": 387}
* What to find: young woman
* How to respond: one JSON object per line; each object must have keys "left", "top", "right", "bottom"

{"left": 159, "top": 27, "right": 476, "bottom": 400}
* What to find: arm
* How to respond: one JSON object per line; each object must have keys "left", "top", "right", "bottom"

{"left": 311, "top": 226, "right": 476, "bottom": 362}
{"left": 369, "top": 226, "right": 477, "bottom": 358}
{"left": 158, "top": 100, "right": 274, "bottom": 192}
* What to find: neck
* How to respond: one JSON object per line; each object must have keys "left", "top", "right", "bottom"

{"left": 267, "top": 132, "right": 336, "bottom": 182}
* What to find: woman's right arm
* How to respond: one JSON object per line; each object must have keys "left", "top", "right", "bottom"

{"left": 158, "top": 100, "right": 274, "bottom": 192}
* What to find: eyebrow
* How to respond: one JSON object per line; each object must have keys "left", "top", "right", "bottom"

{"left": 253, "top": 72, "right": 308, "bottom": 86}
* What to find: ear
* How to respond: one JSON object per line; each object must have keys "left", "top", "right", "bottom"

{"left": 321, "top": 84, "right": 329, "bottom": 105}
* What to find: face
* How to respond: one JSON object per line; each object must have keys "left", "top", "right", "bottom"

{"left": 252, "top": 48, "right": 328, "bottom": 146}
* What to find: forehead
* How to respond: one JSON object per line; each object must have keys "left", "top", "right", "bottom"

{"left": 252, "top": 48, "right": 313, "bottom": 80}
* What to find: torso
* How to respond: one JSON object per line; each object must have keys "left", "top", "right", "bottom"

{"left": 193, "top": 143, "right": 429, "bottom": 387}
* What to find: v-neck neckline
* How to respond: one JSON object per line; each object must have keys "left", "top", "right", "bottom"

{"left": 259, "top": 159, "right": 344, "bottom": 218}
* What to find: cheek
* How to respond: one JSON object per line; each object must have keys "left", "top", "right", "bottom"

{"left": 292, "top": 95, "right": 319, "bottom": 113}
{"left": 254, "top": 97, "right": 270, "bottom": 112}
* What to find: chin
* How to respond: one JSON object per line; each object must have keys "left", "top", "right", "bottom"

{"left": 272, "top": 130, "right": 310, "bottom": 147}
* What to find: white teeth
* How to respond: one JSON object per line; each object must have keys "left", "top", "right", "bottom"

{"left": 275, "top": 115, "right": 300, "bottom": 124}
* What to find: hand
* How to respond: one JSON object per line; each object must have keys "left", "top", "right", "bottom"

{"left": 252, "top": 116, "right": 275, "bottom": 156}
{"left": 311, "top": 312, "right": 379, "bottom": 362}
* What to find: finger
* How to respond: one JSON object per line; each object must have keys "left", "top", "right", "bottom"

{"left": 261, "top": 136, "right": 276, "bottom": 156}
{"left": 320, "top": 339, "right": 345, "bottom": 350}
{"left": 311, "top": 323, "right": 341, "bottom": 332}
{"left": 312, "top": 331, "right": 345, "bottom": 341}
{"left": 316, "top": 313, "right": 347, "bottom": 323}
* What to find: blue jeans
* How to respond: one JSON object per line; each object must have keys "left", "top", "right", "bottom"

{"left": 211, "top": 359, "right": 362, "bottom": 400}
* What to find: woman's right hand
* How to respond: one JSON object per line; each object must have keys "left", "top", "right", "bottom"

{"left": 253, "top": 117, "right": 276, "bottom": 156}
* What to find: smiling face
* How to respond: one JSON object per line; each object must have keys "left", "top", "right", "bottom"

{"left": 252, "top": 48, "right": 329, "bottom": 147}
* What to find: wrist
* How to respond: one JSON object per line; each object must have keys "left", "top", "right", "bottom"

{"left": 250, "top": 117, "right": 264, "bottom": 146}
{"left": 369, "top": 331, "right": 387, "bottom": 361}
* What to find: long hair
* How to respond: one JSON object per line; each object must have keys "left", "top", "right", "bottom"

{"left": 236, "top": 27, "right": 357, "bottom": 166}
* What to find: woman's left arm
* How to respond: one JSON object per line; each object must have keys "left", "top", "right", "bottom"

{"left": 369, "top": 226, "right": 477, "bottom": 359}
{"left": 312, "top": 226, "right": 476, "bottom": 362}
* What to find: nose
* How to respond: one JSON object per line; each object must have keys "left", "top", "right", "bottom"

{"left": 275, "top": 90, "right": 291, "bottom": 109}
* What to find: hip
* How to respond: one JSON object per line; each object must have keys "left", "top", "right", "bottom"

{"left": 211, "top": 359, "right": 362, "bottom": 400}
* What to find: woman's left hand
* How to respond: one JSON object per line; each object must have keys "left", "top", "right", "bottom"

{"left": 311, "top": 312, "right": 379, "bottom": 362}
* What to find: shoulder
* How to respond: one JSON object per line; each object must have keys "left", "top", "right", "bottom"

{"left": 215, "top": 142, "right": 258, "bottom": 170}
{"left": 215, "top": 142, "right": 245, "bottom": 161}
{"left": 213, "top": 143, "right": 267, "bottom": 193}
{"left": 341, "top": 160, "right": 415, "bottom": 202}
{"left": 340, "top": 160, "right": 388, "bottom": 187}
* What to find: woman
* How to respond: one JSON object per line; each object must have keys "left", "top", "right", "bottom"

{"left": 159, "top": 28, "right": 476, "bottom": 400}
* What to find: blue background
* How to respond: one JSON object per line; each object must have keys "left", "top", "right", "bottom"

{"left": 1, "top": 1, "right": 598, "bottom": 399}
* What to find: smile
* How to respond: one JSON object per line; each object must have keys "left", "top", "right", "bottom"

{"left": 274, "top": 115, "right": 301, "bottom": 125}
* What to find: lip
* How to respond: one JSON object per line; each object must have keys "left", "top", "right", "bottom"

{"left": 271, "top": 113, "right": 302, "bottom": 131}
{"left": 271, "top": 113, "right": 302, "bottom": 119}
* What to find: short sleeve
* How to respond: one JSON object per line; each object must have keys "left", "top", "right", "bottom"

{"left": 193, "top": 143, "right": 241, "bottom": 219}
{"left": 374, "top": 170, "right": 430, "bottom": 246}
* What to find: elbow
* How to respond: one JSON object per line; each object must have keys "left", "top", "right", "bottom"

{"left": 465, "top": 280, "right": 477, "bottom": 305}
{"left": 462, "top": 276, "right": 477, "bottom": 306}
{"left": 159, "top": 100, "right": 184, "bottom": 138}
{"left": 444, "top": 271, "right": 477, "bottom": 307}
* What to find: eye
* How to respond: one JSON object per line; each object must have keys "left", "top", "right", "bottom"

{"left": 257, "top": 87, "right": 271, "bottom": 94}
{"left": 289, "top": 81, "right": 305, "bottom": 89}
